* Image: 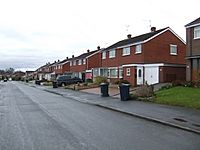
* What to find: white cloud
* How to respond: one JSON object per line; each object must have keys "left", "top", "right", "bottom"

{"left": 0, "top": 0, "right": 199, "bottom": 70}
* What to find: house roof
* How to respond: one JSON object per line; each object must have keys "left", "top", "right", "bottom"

{"left": 103, "top": 27, "right": 168, "bottom": 51}
{"left": 75, "top": 50, "right": 98, "bottom": 60}
{"left": 185, "top": 17, "right": 200, "bottom": 28}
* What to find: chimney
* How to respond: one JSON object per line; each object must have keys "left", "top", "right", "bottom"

{"left": 58, "top": 59, "right": 60, "bottom": 62}
{"left": 151, "top": 27, "right": 156, "bottom": 32}
{"left": 97, "top": 46, "right": 100, "bottom": 50}
{"left": 66, "top": 57, "right": 68, "bottom": 60}
{"left": 127, "top": 34, "right": 132, "bottom": 39}
{"left": 87, "top": 49, "right": 90, "bottom": 53}
{"left": 54, "top": 61, "right": 56, "bottom": 63}
{"left": 72, "top": 55, "right": 74, "bottom": 58}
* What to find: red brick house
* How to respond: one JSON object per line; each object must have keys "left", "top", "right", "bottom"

{"left": 185, "top": 17, "right": 200, "bottom": 81}
{"left": 53, "top": 57, "right": 71, "bottom": 76}
{"left": 69, "top": 47, "right": 101, "bottom": 81}
{"left": 93, "top": 27, "right": 186, "bottom": 86}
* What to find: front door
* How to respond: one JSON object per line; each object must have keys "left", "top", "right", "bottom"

{"left": 137, "top": 67, "right": 143, "bottom": 85}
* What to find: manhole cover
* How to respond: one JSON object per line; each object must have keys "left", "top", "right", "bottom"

{"left": 192, "top": 123, "right": 200, "bottom": 128}
{"left": 173, "top": 118, "right": 187, "bottom": 122}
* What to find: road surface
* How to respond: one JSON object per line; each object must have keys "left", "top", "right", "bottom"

{"left": 0, "top": 82, "right": 200, "bottom": 150}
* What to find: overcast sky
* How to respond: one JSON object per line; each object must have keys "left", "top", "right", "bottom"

{"left": 0, "top": 0, "right": 199, "bottom": 71}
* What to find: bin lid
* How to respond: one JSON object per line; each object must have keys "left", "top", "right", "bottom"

{"left": 100, "top": 82, "right": 109, "bottom": 85}
{"left": 119, "top": 83, "right": 130, "bottom": 86}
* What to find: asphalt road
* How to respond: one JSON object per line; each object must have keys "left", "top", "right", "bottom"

{"left": 0, "top": 82, "right": 200, "bottom": 150}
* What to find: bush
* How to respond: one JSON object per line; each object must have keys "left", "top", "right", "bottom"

{"left": 115, "top": 79, "right": 130, "bottom": 85}
{"left": 159, "top": 84, "right": 172, "bottom": 90}
{"left": 94, "top": 76, "right": 107, "bottom": 85}
{"left": 136, "top": 83, "right": 154, "bottom": 98}
{"left": 128, "top": 94, "right": 138, "bottom": 100}
{"left": 85, "top": 79, "right": 93, "bottom": 83}
{"left": 172, "top": 80, "right": 184, "bottom": 86}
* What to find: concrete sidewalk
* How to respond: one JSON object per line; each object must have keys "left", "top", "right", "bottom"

{"left": 27, "top": 83, "right": 200, "bottom": 135}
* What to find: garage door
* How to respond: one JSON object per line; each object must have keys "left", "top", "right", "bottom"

{"left": 145, "top": 66, "right": 159, "bottom": 85}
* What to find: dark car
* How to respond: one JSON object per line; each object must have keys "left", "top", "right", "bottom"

{"left": 56, "top": 75, "right": 82, "bottom": 86}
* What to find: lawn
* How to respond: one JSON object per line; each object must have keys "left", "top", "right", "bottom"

{"left": 154, "top": 86, "right": 200, "bottom": 110}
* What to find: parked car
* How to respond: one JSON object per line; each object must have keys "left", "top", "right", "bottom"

{"left": 56, "top": 75, "right": 82, "bottom": 86}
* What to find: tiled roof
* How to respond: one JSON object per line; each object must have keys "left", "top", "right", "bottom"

{"left": 104, "top": 27, "right": 168, "bottom": 51}
{"left": 185, "top": 17, "right": 200, "bottom": 27}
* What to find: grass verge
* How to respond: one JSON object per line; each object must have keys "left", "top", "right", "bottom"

{"left": 154, "top": 86, "right": 200, "bottom": 110}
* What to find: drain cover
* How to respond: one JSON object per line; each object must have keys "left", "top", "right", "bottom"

{"left": 173, "top": 118, "right": 187, "bottom": 122}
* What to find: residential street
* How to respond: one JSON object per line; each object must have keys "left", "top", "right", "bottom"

{"left": 0, "top": 82, "right": 200, "bottom": 150}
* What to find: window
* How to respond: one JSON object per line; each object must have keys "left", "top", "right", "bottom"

{"left": 109, "top": 49, "right": 116, "bottom": 58}
{"left": 78, "top": 59, "right": 82, "bottom": 65}
{"left": 109, "top": 68, "right": 118, "bottom": 78}
{"left": 102, "top": 51, "right": 106, "bottom": 59}
{"left": 135, "top": 44, "right": 142, "bottom": 54}
{"left": 73, "top": 60, "right": 76, "bottom": 66}
{"left": 194, "top": 26, "right": 200, "bottom": 39}
{"left": 122, "top": 47, "right": 130, "bottom": 56}
{"left": 126, "top": 68, "right": 130, "bottom": 76}
{"left": 138, "top": 69, "right": 142, "bottom": 78}
{"left": 170, "top": 44, "right": 177, "bottom": 55}
{"left": 119, "top": 68, "right": 123, "bottom": 78}
{"left": 83, "top": 59, "right": 86, "bottom": 64}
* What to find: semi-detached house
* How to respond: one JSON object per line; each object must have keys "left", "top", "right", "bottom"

{"left": 185, "top": 17, "right": 200, "bottom": 81}
{"left": 69, "top": 47, "right": 102, "bottom": 81}
{"left": 93, "top": 27, "right": 186, "bottom": 86}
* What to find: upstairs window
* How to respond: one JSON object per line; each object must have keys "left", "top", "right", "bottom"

{"left": 102, "top": 51, "right": 106, "bottom": 59}
{"left": 109, "top": 49, "right": 116, "bottom": 58}
{"left": 170, "top": 44, "right": 177, "bottom": 55}
{"left": 122, "top": 47, "right": 130, "bottom": 56}
{"left": 194, "top": 26, "right": 200, "bottom": 39}
{"left": 73, "top": 60, "right": 76, "bottom": 66}
{"left": 135, "top": 44, "right": 142, "bottom": 54}
{"left": 83, "top": 59, "right": 86, "bottom": 65}
{"left": 78, "top": 59, "right": 82, "bottom": 65}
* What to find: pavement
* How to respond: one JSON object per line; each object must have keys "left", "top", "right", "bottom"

{"left": 27, "top": 82, "right": 200, "bottom": 135}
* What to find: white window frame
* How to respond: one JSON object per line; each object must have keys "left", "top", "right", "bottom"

{"left": 135, "top": 44, "right": 142, "bottom": 54}
{"left": 102, "top": 51, "right": 106, "bottom": 59}
{"left": 194, "top": 26, "right": 200, "bottom": 39}
{"left": 119, "top": 67, "right": 123, "bottom": 78}
{"left": 109, "top": 49, "right": 116, "bottom": 58}
{"left": 83, "top": 59, "right": 86, "bottom": 65}
{"left": 73, "top": 60, "right": 76, "bottom": 66}
{"left": 70, "top": 61, "right": 72, "bottom": 66}
{"left": 78, "top": 59, "right": 82, "bottom": 65}
{"left": 126, "top": 68, "right": 131, "bottom": 76}
{"left": 170, "top": 44, "right": 177, "bottom": 55}
{"left": 108, "top": 68, "right": 118, "bottom": 78}
{"left": 122, "top": 47, "right": 130, "bottom": 56}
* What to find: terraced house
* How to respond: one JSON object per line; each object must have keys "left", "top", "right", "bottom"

{"left": 185, "top": 17, "right": 200, "bottom": 81}
{"left": 93, "top": 27, "right": 186, "bottom": 86}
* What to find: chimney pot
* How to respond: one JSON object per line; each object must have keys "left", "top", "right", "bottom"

{"left": 151, "top": 27, "right": 156, "bottom": 32}
{"left": 97, "top": 46, "right": 100, "bottom": 50}
{"left": 66, "top": 57, "right": 68, "bottom": 60}
{"left": 127, "top": 34, "right": 132, "bottom": 39}
{"left": 87, "top": 49, "right": 90, "bottom": 53}
{"left": 72, "top": 55, "right": 74, "bottom": 58}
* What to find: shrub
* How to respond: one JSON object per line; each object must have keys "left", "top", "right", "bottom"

{"left": 94, "top": 76, "right": 108, "bottom": 85}
{"left": 136, "top": 83, "right": 154, "bottom": 98}
{"left": 159, "top": 84, "right": 172, "bottom": 90}
{"left": 128, "top": 94, "right": 138, "bottom": 100}
{"left": 115, "top": 79, "right": 130, "bottom": 85}
{"left": 85, "top": 79, "right": 93, "bottom": 83}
